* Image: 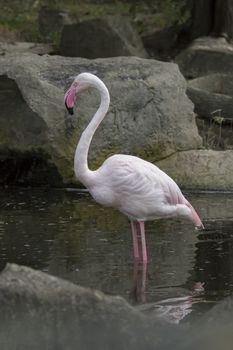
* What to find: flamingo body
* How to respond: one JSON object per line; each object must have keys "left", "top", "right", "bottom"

{"left": 64, "top": 72, "right": 204, "bottom": 263}
{"left": 88, "top": 154, "right": 193, "bottom": 222}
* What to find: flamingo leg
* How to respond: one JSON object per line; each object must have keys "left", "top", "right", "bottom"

{"left": 130, "top": 258, "right": 139, "bottom": 303}
{"left": 130, "top": 221, "right": 139, "bottom": 260}
{"left": 141, "top": 261, "right": 147, "bottom": 303}
{"left": 139, "top": 221, "right": 148, "bottom": 264}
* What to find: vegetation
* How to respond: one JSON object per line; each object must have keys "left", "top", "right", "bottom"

{"left": 0, "top": 0, "right": 191, "bottom": 43}
{"left": 160, "top": 0, "right": 191, "bottom": 26}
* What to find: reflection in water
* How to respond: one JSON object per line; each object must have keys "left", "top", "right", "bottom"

{"left": 0, "top": 188, "right": 233, "bottom": 322}
{"left": 130, "top": 260, "right": 147, "bottom": 304}
{"left": 192, "top": 221, "right": 233, "bottom": 299}
{"left": 138, "top": 282, "right": 205, "bottom": 324}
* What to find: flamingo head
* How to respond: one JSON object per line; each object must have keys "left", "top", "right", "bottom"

{"left": 177, "top": 203, "right": 204, "bottom": 230}
{"left": 64, "top": 73, "right": 92, "bottom": 115}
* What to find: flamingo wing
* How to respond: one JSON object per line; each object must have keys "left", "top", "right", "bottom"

{"left": 91, "top": 154, "right": 187, "bottom": 220}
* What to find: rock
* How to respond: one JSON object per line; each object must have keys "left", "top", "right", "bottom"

{"left": 2, "top": 263, "right": 233, "bottom": 350}
{"left": 187, "top": 73, "right": 233, "bottom": 120}
{"left": 196, "top": 115, "right": 233, "bottom": 150}
{"left": 157, "top": 150, "right": 233, "bottom": 190}
{"left": 38, "top": 6, "right": 72, "bottom": 38}
{"left": 175, "top": 36, "right": 233, "bottom": 78}
{"left": 0, "top": 263, "right": 178, "bottom": 350}
{"left": 186, "top": 73, "right": 233, "bottom": 150}
{"left": 0, "top": 53, "right": 201, "bottom": 186}
{"left": 142, "top": 26, "right": 179, "bottom": 60}
{"left": 182, "top": 297, "right": 233, "bottom": 350}
{"left": 0, "top": 41, "right": 55, "bottom": 56}
{"left": 59, "top": 16, "right": 148, "bottom": 58}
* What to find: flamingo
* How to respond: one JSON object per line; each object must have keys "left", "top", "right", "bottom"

{"left": 64, "top": 72, "right": 204, "bottom": 264}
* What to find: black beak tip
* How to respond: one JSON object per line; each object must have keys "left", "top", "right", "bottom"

{"left": 65, "top": 100, "right": 74, "bottom": 115}
{"left": 68, "top": 107, "right": 74, "bottom": 115}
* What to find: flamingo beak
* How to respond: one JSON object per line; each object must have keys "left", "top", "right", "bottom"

{"left": 65, "top": 100, "right": 74, "bottom": 115}
{"left": 64, "top": 84, "right": 77, "bottom": 115}
{"left": 187, "top": 203, "right": 205, "bottom": 230}
{"left": 195, "top": 223, "right": 205, "bottom": 231}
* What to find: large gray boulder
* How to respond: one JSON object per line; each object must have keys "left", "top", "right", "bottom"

{"left": 0, "top": 53, "right": 202, "bottom": 186}
{"left": 1, "top": 263, "right": 233, "bottom": 350}
{"left": 187, "top": 73, "right": 233, "bottom": 120}
{"left": 175, "top": 36, "right": 233, "bottom": 78}
{"left": 157, "top": 149, "right": 233, "bottom": 190}
{"left": 182, "top": 297, "right": 233, "bottom": 350}
{"left": 141, "top": 26, "right": 179, "bottom": 59}
{"left": 59, "top": 16, "right": 148, "bottom": 58}
{"left": 0, "top": 263, "right": 178, "bottom": 350}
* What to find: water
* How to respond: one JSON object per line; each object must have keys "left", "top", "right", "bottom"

{"left": 0, "top": 188, "right": 233, "bottom": 323}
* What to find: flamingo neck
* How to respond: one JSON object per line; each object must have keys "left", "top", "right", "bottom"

{"left": 74, "top": 81, "right": 110, "bottom": 187}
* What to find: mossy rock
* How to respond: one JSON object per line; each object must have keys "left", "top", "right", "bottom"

{"left": 0, "top": 53, "right": 201, "bottom": 187}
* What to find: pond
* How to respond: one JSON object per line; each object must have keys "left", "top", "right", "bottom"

{"left": 0, "top": 188, "right": 233, "bottom": 323}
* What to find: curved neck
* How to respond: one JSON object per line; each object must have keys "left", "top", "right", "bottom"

{"left": 74, "top": 81, "right": 110, "bottom": 186}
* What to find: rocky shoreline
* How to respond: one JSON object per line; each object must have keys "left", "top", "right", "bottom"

{"left": 0, "top": 263, "right": 232, "bottom": 350}
{"left": 0, "top": 17, "right": 233, "bottom": 190}
{"left": 0, "top": 53, "right": 201, "bottom": 187}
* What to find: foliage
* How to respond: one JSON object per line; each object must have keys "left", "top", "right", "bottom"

{"left": 39, "top": 0, "right": 131, "bottom": 18}
{"left": 0, "top": 0, "right": 41, "bottom": 42}
{"left": 0, "top": 0, "right": 192, "bottom": 44}
{"left": 160, "top": 0, "right": 191, "bottom": 26}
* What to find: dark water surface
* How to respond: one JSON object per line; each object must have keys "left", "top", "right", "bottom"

{"left": 0, "top": 188, "right": 233, "bottom": 323}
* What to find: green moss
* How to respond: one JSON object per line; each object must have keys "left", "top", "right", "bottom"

{"left": 54, "top": 156, "right": 75, "bottom": 185}
{"left": 133, "top": 141, "right": 175, "bottom": 162}
{"left": 89, "top": 145, "right": 122, "bottom": 170}
{"left": 77, "top": 141, "right": 176, "bottom": 175}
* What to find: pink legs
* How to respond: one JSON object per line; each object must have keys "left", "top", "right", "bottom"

{"left": 130, "top": 257, "right": 139, "bottom": 302}
{"left": 130, "top": 220, "right": 148, "bottom": 263}
{"left": 130, "top": 221, "right": 148, "bottom": 303}
{"left": 130, "top": 221, "right": 139, "bottom": 260}
{"left": 139, "top": 221, "right": 148, "bottom": 264}
{"left": 141, "top": 261, "right": 147, "bottom": 303}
